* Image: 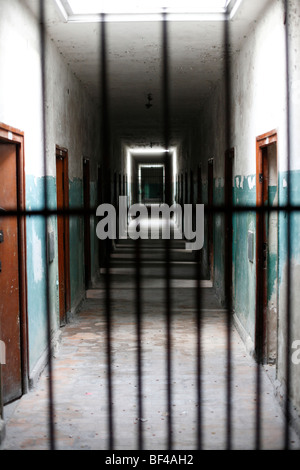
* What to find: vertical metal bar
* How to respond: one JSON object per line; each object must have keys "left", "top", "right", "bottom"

{"left": 224, "top": 11, "right": 232, "bottom": 450}
{"left": 162, "top": 9, "right": 173, "bottom": 450}
{"left": 255, "top": 156, "right": 265, "bottom": 450}
{"left": 196, "top": 249, "right": 203, "bottom": 450}
{"left": 100, "top": 13, "right": 114, "bottom": 450}
{"left": 39, "top": 0, "right": 55, "bottom": 451}
{"left": 196, "top": 166, "right": 203, "bottom": 449}
{"left": 284, "top": 0, "right": 292, "bottom": 450}
{"left": 135, "top": 237, "right": 144, "bottom": 449}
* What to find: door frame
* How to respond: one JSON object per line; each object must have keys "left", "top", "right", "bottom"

{"left": 0, "top": 122, "right": 29, "bottom": 399}
{"left": 208, "top": 158, "right": 214, "bottom": 281}
{"left": 83, "top": 158, "right": 91, "bottom": 289}
{"left": 225, "top": 148, "right": 235, "bottom": 302}
{"left": 56, "top": 146, "right": 71, "bottom": 325}
{"left": 255, "top": 129, "right": 278, "bottom": 362}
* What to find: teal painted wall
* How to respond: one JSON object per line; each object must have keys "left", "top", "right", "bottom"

{"left": 278, "top": 170, "right": 300, "bottom": 271}
{"left": 26, "top": 175, "right": 59, "bottom": 371}
{"left": 210, "top": 170, "right": 300, "bottom": 345}
{"left": 69, "top": 178, "right": 85, "bottom": 307}
{"left": 25, "top": 175, "right": 100, "bottom": 373}
{"left": 232, "top": 176, "right": 256, "bottom": 338}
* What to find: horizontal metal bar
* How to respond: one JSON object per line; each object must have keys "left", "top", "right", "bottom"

{"left": 0, "top": 204, "right": 300, "bottom": 218}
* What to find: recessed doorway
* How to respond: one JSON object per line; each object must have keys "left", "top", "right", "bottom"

{"left": 255, "top": 130, "right": 278, "bottom": 364}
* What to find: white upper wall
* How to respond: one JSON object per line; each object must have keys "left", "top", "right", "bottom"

{"left": 196, "top": 0, "right": 300, "bottom": 177}
{"left": 0, "top": 0, "right": 44, "bottom": 176}
{"left": 0, "top": 0, "right": 100, "bottom": 180}
{"left": 231, "top": 0, "right": 287, "bottom": 175}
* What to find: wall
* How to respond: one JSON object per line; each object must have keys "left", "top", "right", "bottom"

{"left": 190, "top": 0, "right": 300, "bottom": 431}
{"left": 0, "top": 0, "right": 100, "bottom": 383}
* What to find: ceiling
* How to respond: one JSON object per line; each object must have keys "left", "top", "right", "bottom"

{"left": 24, "top": 0, "right": 271, "bottom": 149}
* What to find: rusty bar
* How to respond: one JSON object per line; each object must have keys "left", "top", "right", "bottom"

{"left": 196, "top": 246, "right": 203, "bottom": 450}
{"left": 255, "top": 147, "right": 265, "bottom": 450}
{"left": 162, "top": 9, "right": 173, "bottom": 450}
{"left": 135, "top": 237, "right": 144, "bottom": 449}
{"left": 284, "top": 0, "right": 292, "bottom": 450}
{"left": 100, "top": 13, "right": 114, "bottom": 450}
{"left": 0, "top": 204, "right": 299, "bottom": 219}
{"left": 224, "top": 11, "right": 233, "bottom": 451}
{"left": 39, "top": 0, "right": 56, "bottom": 451}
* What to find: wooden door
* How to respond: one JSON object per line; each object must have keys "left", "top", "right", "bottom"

{"left": 185, "top": 171, "right": 188, "bottom": 205}
{"left": 0, "top": 143, "right": 22, "bottom": 404}
{"left": 56, "top": 148, "right": 70, "bottom": 325}
{"left": 225, "top": 149, "right": 234, "bottom": 302}
{"left": 83, "top": 159, "right": 91, "bottom": 289}
{"left": 190, "top": 170, "right": 194, "bottom": 205}
{"left": 197, "top": 166, "right": 202, "bottom": 204}
{"left": 208, "top": 160, "right": 214, "bottom": 281}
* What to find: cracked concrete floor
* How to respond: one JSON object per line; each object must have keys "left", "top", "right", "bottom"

{"left": 1, "top": 284, "right": 300, "bottom": 450}
{"left": 1, "top": 238, "right": 300, "bottom": 450}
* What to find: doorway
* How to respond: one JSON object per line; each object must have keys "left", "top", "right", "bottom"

{"left": 56, "top": 147, "right": 70, "bottom": 325}
{"left": 139, "top": 164, "right": 165, "bottom": 205}
{"left": 225, "top": 148, "right": 235, "bottom": 302}
{"left": 0, "top": 124, "right": 28, "bottom": 405}
{"left": 255, "top": 130, "right": 278, "bottom": 364}
{"left": 83, "top": 158, "right": 91, "bottom": 289}
{"left": 197, "top": 165, "right": 202, "bottom": 204}
{"left": 208, "top": 159, "right": 214, "bottom": 281}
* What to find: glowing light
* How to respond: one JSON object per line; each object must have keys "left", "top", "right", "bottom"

{"left": 67, "top": 0, "right": 230, "bottom": 15}
{"left": 130, "top": 148, "right": 169, "bottom": 155}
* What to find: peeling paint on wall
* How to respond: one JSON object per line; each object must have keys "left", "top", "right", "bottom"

{"left": 32, "top": 227, "right": 44, "bottom": 284}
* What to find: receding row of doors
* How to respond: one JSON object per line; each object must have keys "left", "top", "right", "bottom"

{"left": 0, "top": 131, "right": 93, "bottom": 406}
{"left": 175, "top": 134, "right": 278, "bottom": 365}
{"left": 0, "top": 124, "right": 279, "bottom": 408}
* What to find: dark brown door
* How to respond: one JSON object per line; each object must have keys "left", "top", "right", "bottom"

{"left": 185, "top": 171, "right": 188, "bottom": 205}
{"left": 208, "top": 160, "right": 214, "bottom": 280}
{"left": 190, "top": 170, "right": 194, "bottom": 205}
{"left": 197, "top": 166, "right": 202, "bottom": 204}
{"left": 56, "top": 148, "right": 70, "bottom": 325}
{"left": 225, "top": 149, "right": 234, "bottom": 302}
{"left": 0, "top": 143, "right": 22, "bottom": 404}
{"left": 83, "top": 159, "right": 91, "bottom": 289}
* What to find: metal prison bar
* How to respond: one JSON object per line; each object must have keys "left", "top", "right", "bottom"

{"left": 42, "top": 0, "right": 293, "bottom": 452}
{"left": 0, "top": 0, "right": 292, "bottom": 451}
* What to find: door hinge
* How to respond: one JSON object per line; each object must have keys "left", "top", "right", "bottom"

{"left": 259, "top": 173, "right": 264, "bottom": 183}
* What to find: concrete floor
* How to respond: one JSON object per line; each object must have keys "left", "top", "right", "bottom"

{"left": 1, "top": 237, "right": 300, "bottom": 450}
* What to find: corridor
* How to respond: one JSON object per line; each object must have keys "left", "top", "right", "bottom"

{"left": 1, "top": 237, "right": 299, "bottom": 450}
{"left": 1, "top": 0, "right": 300, "bottom": 453}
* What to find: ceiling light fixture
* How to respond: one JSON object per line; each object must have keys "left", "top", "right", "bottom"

{"left": 67, "top": 0, "right": 229, "bottom": 15}
{"left": 55, "top": 0, "right": 242, "bottom": 22}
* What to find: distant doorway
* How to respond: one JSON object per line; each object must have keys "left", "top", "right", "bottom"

{"left": 225, "top": 148, "right": 234, "bottom": 302}
{"left": 139, "top": 164, "right": 165, "bottom": 205}
{"left": 208, "top": 159, "right": 214, "bottom": 281}
{"left": 56, "top": 147, "right": 70, "bottom": 325}
{"left": 83, "top": 158, "right": 91, "bottom": 289}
